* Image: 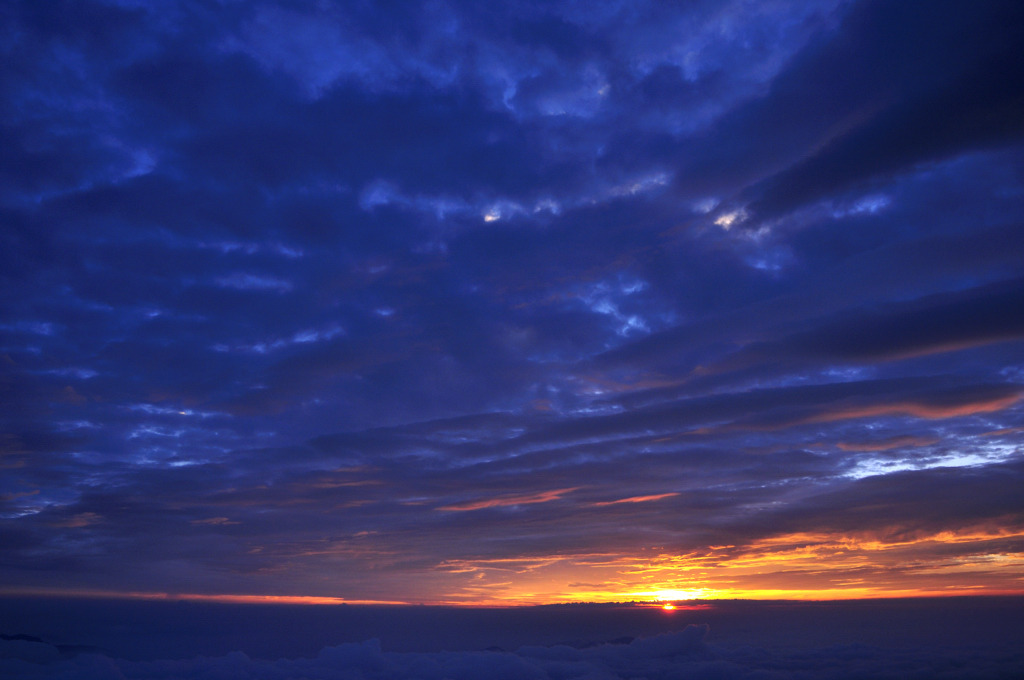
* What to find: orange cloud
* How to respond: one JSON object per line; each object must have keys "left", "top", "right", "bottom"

{"left": 50, "top": 512, "right": 103, "bottom": 528}
{"left": 806, "top": 392, "right": 1021, "bottom": 424}
{"left": 430, "top": 522, "right": 1024, "bottom": 605}
{"left": 437, "top": 487, "right": 579, "bottom": 511}
{"left": 591, "top": 492, "right": 680, "bottom": 506}
{"left": 874, "top": 336, "right": 1024, "bottom": 363}
{"left": 190, "top": 516, "right": 240, "bottom": 525}
{"left": 836, "top": 436, "right": 938, "bottom": 452}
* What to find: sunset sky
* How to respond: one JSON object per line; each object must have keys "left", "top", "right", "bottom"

{"left": 2, "top": 0, "right": 1023, "bottom": 606}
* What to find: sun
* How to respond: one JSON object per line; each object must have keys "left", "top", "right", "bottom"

{"left": 661, "top": 603, "right": 676, "bottom": 611}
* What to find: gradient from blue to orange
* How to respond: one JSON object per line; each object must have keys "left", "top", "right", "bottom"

{"left": 1, "top": 0, "right": 1023, "bottom": 607}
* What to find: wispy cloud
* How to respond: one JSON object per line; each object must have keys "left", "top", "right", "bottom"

{"left": 438, "top": 488, "right": 580, "bottom": 512}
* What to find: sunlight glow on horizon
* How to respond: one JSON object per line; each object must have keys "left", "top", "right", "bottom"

{"left": 5, "top": 586, "right": 1023, "bottom": 608}
{"left": 650, "top": 589, "right": 714, "bottom": 601}
{"left": 2, "top": 526, "right": 1021, "bottom": 608}
{"left": 3, "top": 579, "right": 1024, "bottom": 607}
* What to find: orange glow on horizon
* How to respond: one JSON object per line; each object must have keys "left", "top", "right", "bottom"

{"left": 420, "top": 524, "right": 1024, "bottom": 605}
{"left": 4, "top": 525, "right": 1022, "bottom": 607}
{"left": 0, "top": 588, "right": 410, "bottom": 606}
{"left": 2, "top": 583, "right": 1022, "bottom": 607}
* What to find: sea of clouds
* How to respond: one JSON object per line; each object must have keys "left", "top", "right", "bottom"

{"left": 5, "top": 624, "right": 1024, "bottom": 680}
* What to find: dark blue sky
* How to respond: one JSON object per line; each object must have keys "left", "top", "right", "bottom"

{"left": 2, "top": 0, "right": 1023, "bottom": 604}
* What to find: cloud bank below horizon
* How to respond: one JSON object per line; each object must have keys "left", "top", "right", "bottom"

{"left": 5, "top": 624, "right": 1024, "bottom": 680}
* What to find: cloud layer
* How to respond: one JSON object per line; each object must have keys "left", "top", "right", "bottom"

{"left": 4, "top": 622, "right": 1024, "bottom": 680}
{"left": 1, "top": 0, "right": 1023, "bottom": 602}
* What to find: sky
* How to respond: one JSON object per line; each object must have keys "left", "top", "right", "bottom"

{"left": 1, "top": 0, "right": 1023, "bottom": 606}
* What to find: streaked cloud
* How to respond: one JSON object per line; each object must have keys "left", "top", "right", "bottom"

{"left": 438, "top": 488, "right": 580, "bottom": 512}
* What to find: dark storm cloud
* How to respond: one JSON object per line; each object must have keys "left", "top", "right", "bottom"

{"left": 2, "top": 0, "right": 1023, "bottom": 601}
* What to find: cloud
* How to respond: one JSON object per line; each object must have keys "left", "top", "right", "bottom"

{"left": 700, "top": 277, "right": 1024, "bottom": 376}
{"left": 591, "top": 493, "right": 679, "bottom": 507}
{"left": 214, "top": 273, "right": 294, "bottom": 293}
{"left": 4, "top": 622, "right": 1024, "bottom": 679}
{"left": 836, "top": 435, "right": 938, "bottom": 452}
{"left": 438, "top": 487, "right": 580, "bottom": 512}
{"left": 744, "top": 2, "right": 1024, "bottom": 220}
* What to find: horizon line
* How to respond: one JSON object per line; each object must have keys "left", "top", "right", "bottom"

{"left": 2, "top": 587, "right": 1022, "bottom": 607}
